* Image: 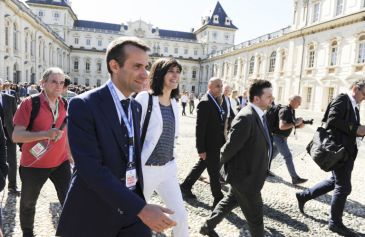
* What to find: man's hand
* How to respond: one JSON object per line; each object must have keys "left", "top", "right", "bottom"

{"left": 356, "top": 125, "right": 365, "bottom": 137}
{"left": 199, "top": 152, "right": 206, "bottom": 160}
{"left": 294, "top": 118, "right": 303, "bottom": 127}
{"left": 46, "top": 128, "right": 63, "bottom": 141}
{"left": 137, "top": 204, "right": 176, "bottom": 233}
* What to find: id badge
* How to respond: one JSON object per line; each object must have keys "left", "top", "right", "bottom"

{"left": 29, "top": 141, "right": 47, "bottom": 159}
{"left": 126, "top": 168, "right": 137, "bottom": 190}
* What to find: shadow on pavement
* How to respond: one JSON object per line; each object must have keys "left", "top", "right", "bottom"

{"left": 183, "top": 197, "right": 211, "bottom": 210}
{"left": 3, "top": 193, "right": 17, "bottom": 237}
{"left": 49, "top": 202, "right": 62, "bottom": 230}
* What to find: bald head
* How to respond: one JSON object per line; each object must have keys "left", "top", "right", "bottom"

{"left": 223, "top": 84, "right": 232, "bottom": 96}
{"left": 289, "top": 95, "right": 301, "bottom": 109}
{"left": 208, "top": 77, "right": 223, "bottom": 98}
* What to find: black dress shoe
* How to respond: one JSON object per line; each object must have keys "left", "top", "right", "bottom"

{"left": 200, "top": 223, "right": 219, "bottom": 237}
{"left": 266, "top": 170, "right": 275, "bottom": 177}
{"left": 180, "top": 184, "right": 196, "bottom": 199}
{"left": 329, "top": 223, "right": 359, "bottom": 237}
{"left": 8, "top": 187, "right": 21, "bottom": 196}
{"left": 295, "top": 192, "right": 306, "bottom": 214}
{"left": 292, "top": 177, "right": 308, "bottom": 185}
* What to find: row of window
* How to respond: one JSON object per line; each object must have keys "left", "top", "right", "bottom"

{"left": 73, "top": 37, "right": 200, "bottom": 56}
{"left": 211, "top": 36, "right": 365, "bottom": 78}
{"left": 310, "top": 0, "right": 365, "bottom": 24}
{"left": 38, "top": 10, "right": 60, "bottom": 19}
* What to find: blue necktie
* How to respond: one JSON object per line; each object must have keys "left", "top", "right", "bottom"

{"left": 262, "top": 115, "right": 272, "bottom": 159}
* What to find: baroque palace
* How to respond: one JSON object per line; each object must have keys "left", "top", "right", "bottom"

{"left": 0, "top": 0, "right": 365, "bottom": 112}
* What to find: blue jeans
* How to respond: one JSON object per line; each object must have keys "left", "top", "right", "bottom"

{"left": 298, "top": 158, "right": 354, "bottom": 225}
{"left": 271, "top": 134, "right": 299, "bottom": 179}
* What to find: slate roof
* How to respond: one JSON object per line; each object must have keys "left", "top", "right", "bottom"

{"left": 158, "top": 29, "right": 196, "bottom": 40}
{"left": 26, "top": 0, "right": 70, "bottom": 7}
{"left": 74, "top": 20, "right": 126, "bottom": 31}
{"left": 205, "top": 1, "right": 238, "bottom": 29}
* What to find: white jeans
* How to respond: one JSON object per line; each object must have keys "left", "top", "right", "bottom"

{"left": 143, "top": 160, "right": 189, "bottom": 237}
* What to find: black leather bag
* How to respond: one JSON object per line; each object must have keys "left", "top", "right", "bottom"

{"left": 306, "top": 95, "right": 351, "bottom": 172}
{"left": 306, "top": 127, "right": 349, "bottom": 172}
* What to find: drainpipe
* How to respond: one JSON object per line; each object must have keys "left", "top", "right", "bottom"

{"left": 298, "top": 0, "right": 310, "bottom": 94}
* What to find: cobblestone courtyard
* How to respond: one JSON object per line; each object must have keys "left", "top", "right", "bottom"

{"left": 2, "top": 109, "right": 365, "bottom": 237}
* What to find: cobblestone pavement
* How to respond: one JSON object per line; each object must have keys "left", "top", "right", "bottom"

{"left": 2, "top": 109, "right": 365, "bottom": 237}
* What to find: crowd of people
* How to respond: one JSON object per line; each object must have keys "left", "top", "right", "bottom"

{"left": 0, "top": 36, "right": 364, "bottom": 237}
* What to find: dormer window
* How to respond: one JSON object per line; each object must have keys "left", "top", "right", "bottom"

{"left": 213, "top": 15, "right": 219, "bottom": 23}
{"left": 38, "top": 11, "right": 44, "bottom": 17}
{"left": 225, "top": 17, "right": 231, "bottom": 25}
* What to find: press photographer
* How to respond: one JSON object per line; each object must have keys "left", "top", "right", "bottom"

{"left": 267, "top": 95, "right": 308, "bottom": 185}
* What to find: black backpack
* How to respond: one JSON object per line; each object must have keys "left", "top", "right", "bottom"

{"left": 265, "top": 104, "right": 284, "bottom": 133}
{"left": 18, "top": 94, "right": 68, "bottom": 150}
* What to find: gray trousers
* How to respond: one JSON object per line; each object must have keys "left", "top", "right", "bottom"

{"left": 206, "top": 185, "right": 264, "bottom": 237}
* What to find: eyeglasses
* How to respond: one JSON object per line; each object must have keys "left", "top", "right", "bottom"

{"left": 49, "top": 80, "right": 65, "bottom": 86}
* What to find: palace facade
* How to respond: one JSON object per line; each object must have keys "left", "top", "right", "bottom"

{"left": 0, "top": 0, "right": 365, "bottom": 111}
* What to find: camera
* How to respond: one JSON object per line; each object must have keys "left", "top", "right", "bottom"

{"left": 302, "top": 119, "right": 314, "bottom": 125}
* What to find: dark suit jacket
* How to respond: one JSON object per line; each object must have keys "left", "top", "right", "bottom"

{"left": 196, "top": 93, "right": 225, "bottom": 158}
{"left": 57, "top": 85, "right": 147, "bottom": 237}
{"left": 0, "top": 118, "right": 8, "bottom": 191}
{"left": 220, "top": 104, "right": 270, "bottom": 194}
{"left": 222, "top": 95, "right": 235, "bottom": 124}
{"left": 1, "top": 93, "right": 17, "bottom": 141}
{"left": 325, "top": 93, "right": 360, "bottom": 158}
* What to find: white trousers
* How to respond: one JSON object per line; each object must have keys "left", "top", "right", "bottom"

{"left": 143, "top": 160, "right": 189, "bottom": 237}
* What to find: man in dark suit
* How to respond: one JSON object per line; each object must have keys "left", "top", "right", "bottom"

{"left": 180, "top": 77, "right": 225, "bottom": 208}
{"left": 237, "top": 89, "right": 248, "bottom": 111}
{"left": 200, "top": 80, "right": 273, "bottom": 237}
{"left": 0, "top": 79, "right": 19, "bottom": 195}
{"left": 221, "top": 84, "right": 235, "bottom": 136}
{"left": 0, "top": 117, "right": 8, "bottom": 236}
{"left": 296, "top": 80, "right": 365, "bottom": 237}
{"left": 57, "top": 37, "right": 176, "bottom": 237}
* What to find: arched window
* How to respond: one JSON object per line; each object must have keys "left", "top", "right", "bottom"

{"left": 74, "top": 59, "right": 79, "bottom": 70}
{"left": 308, "top": 44, "right": 315, "bottom": 68}
{"left": 268, "top": 51, "right": 276, "bottom": 72}
{"left": 280, "top": 51, "right": 287, "bottom": 72}
{"left": 13, "top": 23, "right": 18, "bottom": 51}
{"left": 330, "top": 41, "right": 338, "bottom": 66}
{"left": 192, "top": 68, "right": 197, "bottom": 80}
{"left": 358, "top": 35, "right": 365, "bottom": 64}
{"left": 5, "top": 22, "right": 9, "bottom": 46}
{"left": 85, "top": 59, "right": 90, "bottom": 72}
{"left": 335, "top": 0, "right": 344, "bottom": 16}
{"left": 249, "top": 56, "right": 255, "bottom": 74}
{"left": 234, "top": 59, "right": 238, "bottom": 76}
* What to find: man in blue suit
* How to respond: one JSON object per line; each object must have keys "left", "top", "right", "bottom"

{"left": 57, "top": 37, "right": 176, "bottom": 237}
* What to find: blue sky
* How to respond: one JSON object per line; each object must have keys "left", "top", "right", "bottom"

{"left": 70, "top": 0, "right": 294, "bottom": 44}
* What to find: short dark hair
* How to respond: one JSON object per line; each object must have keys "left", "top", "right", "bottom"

{"left": 149, "top": 58, "right": 182, "bottom": 98}
{"left": 249, "top": 80, "right": 272, "bottom": 102}
{"left": 106, "top": 37, "right": 150, "bottom": 74}
{"left": 64, "top": 75, "right": 71, "bottom": 87}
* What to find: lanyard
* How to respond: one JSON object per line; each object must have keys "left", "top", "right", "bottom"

{"left": 208, "top": 93, "right": 224, "bottom": 122}
{"left": 44, "top": 91, "right": 59, "bottom": 128}
{"left": 107, "top": 81, "right": 135, "bottom": 164}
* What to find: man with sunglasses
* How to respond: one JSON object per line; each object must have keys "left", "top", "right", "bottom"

{"left": 296, "top": 80, "right": 365, "bottom": 237}
{"left": 12, "top": 67, "right": 71, "bottom": 237}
